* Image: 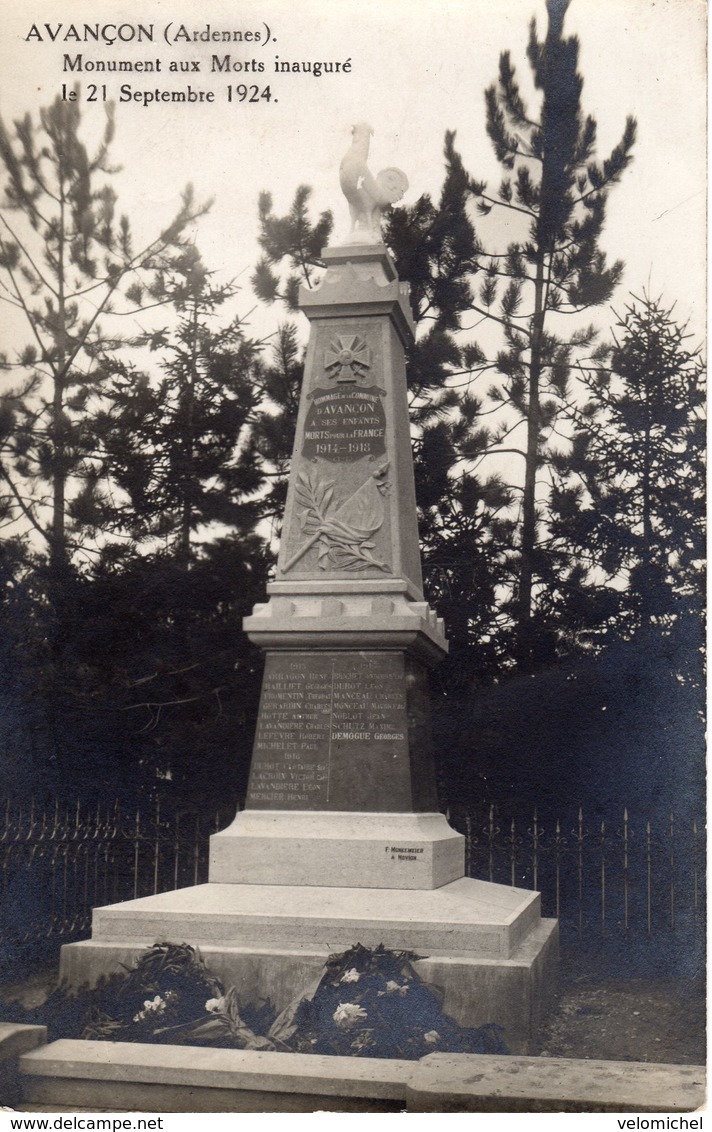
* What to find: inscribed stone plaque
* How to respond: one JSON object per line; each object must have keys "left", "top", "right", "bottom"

{"left": 245, "top": 651, "right": 436, "bottom": 812}
{"left": 302, "top": 386, "right": 387, "bottom": 463}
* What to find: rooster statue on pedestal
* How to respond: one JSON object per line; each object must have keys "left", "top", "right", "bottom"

{"left": 338, "top": 122, "right": 408, "bottom": 244}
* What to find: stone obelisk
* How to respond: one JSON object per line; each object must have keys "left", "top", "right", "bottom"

{"left": 62, "top": 126, "right": 556, "bottom": 1052}
{"left": 209, "top": 124, "right": 461, "bottom": 888}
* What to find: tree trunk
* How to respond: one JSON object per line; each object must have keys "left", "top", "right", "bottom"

{"left": 177, "top": 300, "right": 198, "bottom": 568}
{"left": 516, "top": 254, "right": 546, "bottom": 669}
{"left": 640, "top": 358, "right": 653, "bottom": 631}
{"left": 51, "top": 187, "right": 68, "bottom": 573}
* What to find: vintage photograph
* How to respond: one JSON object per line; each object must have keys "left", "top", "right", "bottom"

{"left": 0, "top": 0, "right": 705, "bottom": 1120}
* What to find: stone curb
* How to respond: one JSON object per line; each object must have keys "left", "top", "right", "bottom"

{"left": 17, "top": 1040, "right": 706, "bottom": 1114}
{"left": 408, "top": 1052, "right": 706, "bottom": 1113}
{"left": 0, "top": 1023, "right": 47, "bottom": 1107}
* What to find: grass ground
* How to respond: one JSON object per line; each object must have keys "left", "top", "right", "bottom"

{"left": 536, "top": 970, "right": 705, "bottom": 1064}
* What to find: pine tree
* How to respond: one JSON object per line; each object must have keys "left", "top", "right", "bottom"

{"left": 53, "top": 536, "right": 270, "bottom": 805}
{"left": 252, "top": 185, "right": 332, "bottom": 312}
{"left": 0, "top": 93, "right": 207, "bottom": 574}
{"left": 550, "top": 294, "right": 705, "bottom": 649}
{"left": 246, "top": 186, "right": 333, "bottom": 537}
{"left": 93, "top": 246, "right": 266, "bottom": 565}
{"left": 385, "top": 136, "right": 523, "bottom": 681}
{"left": 463, "top": 0, "right": 636, "bottom": 668}
{"left": 50, "top": 247, "right": 274, "bottom": 801}
{"left": 246, "top": 322, "right": 303, "bottom": 541}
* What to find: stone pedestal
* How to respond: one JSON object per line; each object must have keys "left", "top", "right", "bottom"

{"left": 61, "top": 883, "right": 558, "bottom": 1054}
{"left": 61, "top": 239, "right": 557, "bottom": 1054}
{"left": 210, "top": 810, "right": 464, "bottom": 889}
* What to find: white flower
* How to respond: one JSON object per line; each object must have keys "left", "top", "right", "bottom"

{"left": 339, "top": 968, "right": 361, "bottom": 985}
{"left": 333, "top": 1002, "right": 368, "bottom": 1029}
{"left": 205, "top": 997, "right": 226, "bottom": 1014}
{"left": 384, "top": 980, "right": 409, "bottom": 996}
{"left": 133, "top": 995, "right": 166, "bottom": 1023}
{"left": 424, "top": 1030, "right": 440, "bottom": 1045}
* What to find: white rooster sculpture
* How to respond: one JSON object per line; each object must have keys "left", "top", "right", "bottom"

{"left": 339, "top": 123, "right": 408, "bottom": 244}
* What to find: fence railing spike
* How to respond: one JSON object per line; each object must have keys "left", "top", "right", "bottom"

{"left": 0, "top": 798, "right": 705, "bottom": 953}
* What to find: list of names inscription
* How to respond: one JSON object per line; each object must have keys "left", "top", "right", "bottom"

{"left": 246, "top": 652, "right": 411, "bottom": 811}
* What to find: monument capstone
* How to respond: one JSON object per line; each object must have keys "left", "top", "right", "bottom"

{"left": 61, "top": 125, "right": 557, "bottom": 1052}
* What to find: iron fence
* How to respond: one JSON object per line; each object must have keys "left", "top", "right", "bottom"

{"left": 0, "top": 797, "right": 233, "bottom": 957}
{"left": 0, "top": 797, "right": 705, "bottom": 966}
{"left": 451, "top": 803, "right": 705, "bottom": 943}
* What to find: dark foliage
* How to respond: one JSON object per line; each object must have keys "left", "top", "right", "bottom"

{"left": 550, "top": 295, "right": 705, "bottom": 643}
{"left": 435, "top": 628, "right": 705, "bottom": 822}
{"left": 0, "top": 537, "right": 269, "bottom": 806}
{"left": 94, "top": 247, "right": 267, "bottom": 562}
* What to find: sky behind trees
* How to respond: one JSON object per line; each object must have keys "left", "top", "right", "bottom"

{"left": 0, "top": 0, "right": 705, "bottom": 347}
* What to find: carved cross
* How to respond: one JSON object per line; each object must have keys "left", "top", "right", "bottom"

{"left": 324, "top": 335, "right": 371, "bottom": 383}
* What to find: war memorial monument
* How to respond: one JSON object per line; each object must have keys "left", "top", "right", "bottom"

{"left": 60, "top": 125, "right": 558, "bottom": 1053}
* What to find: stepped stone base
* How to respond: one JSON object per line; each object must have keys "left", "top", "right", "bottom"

{"left": 85, "top": 876, "right": 541, "bottom": 958}
{"left": 59, "top": 876, "right": 557, "bottom": 1053}
{"left": 209, "top": 810, "right": 465, "bottom": 889}
{"left": 61, "top": 918, "right": 557, "bottom": 1055}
